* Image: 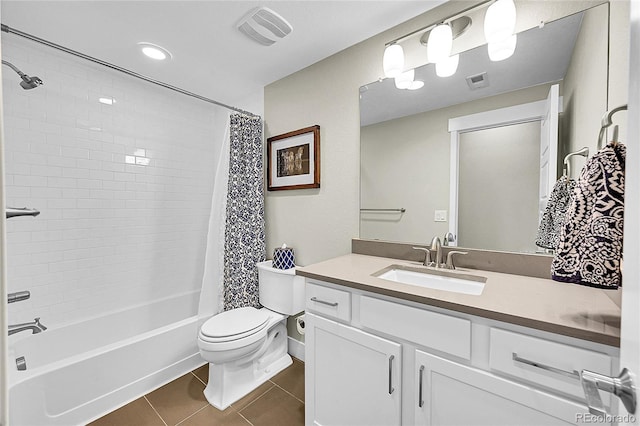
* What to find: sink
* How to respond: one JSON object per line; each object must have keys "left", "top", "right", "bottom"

{"left": 374, "top": 265, "right": 486, "bottom": 295}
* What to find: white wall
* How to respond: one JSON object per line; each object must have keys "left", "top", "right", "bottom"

{"left": 265, "top": 1, "right": 610, "bottom": 266}
{"left": 608, "top": 1, "right": 630, "bottom": 141}
{"left": 360, "top": 112, "right": 450, "bottom": 245}
{"left": 2, "top": 36, "right": 225, "bottom": 327}
{"left": 561, "top": 4, "right": 609, "bottom": 173}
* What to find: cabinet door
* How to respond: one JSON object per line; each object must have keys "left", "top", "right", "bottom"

{"left": 305, "top": 312, "right": 401, "bottom": 426}
{"left": 414, "top": 350, "right": 606, "bottom": 426}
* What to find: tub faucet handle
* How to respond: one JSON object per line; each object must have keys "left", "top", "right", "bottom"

{"left": 8, "top": 290, "right": 30, "bottom": 303}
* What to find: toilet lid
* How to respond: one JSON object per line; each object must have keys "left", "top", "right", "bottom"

{"left": 201, "top": 306, "right": 270, "bottom": 339}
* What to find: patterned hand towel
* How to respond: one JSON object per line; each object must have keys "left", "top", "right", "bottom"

{"left": 535, "top": 175, "right": 576, "bottom": 250}
{"left": 551, "top": 142, "right": 626, "bottom": 289}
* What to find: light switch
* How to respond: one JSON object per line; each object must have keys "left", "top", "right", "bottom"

{"left": 434, "top": 210, "right": 448, "bottom": 222}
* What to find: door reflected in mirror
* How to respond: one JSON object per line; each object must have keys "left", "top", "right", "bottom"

{"left": 458, "top": 122, "right": 540, "bottom": 252}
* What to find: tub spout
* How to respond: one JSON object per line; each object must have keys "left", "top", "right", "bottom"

{"left": 8, "top": 317, "right": 46, "bottom": 336}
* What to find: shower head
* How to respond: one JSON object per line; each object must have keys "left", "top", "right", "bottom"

{"left": 19, "top": 74, "right": 43, "bottom": 90}
{"left": 1, "top": 59, "right": 43, "bottom": 90}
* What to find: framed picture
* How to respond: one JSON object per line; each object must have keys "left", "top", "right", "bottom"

{"left": 267, "top": 125, "right": 320, "bottom": 191}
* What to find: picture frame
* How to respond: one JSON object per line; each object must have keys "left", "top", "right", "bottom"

{"left": 267, "top": 125, "right": 320, "bottom": 191}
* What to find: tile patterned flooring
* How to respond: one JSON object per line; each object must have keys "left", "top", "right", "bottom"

{"left": 90, "top": 358, "right": 304, "bottom": 426}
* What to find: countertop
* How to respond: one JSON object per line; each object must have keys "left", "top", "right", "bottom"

{"left": 296, "top": 253, "right": 621, "bottom": 347}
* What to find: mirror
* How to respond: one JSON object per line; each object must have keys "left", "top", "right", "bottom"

{"left": 360, "top": 3, "right": 612, "bottom": 253}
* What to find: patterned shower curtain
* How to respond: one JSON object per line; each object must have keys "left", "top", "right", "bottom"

{"left": 223, "top": 113, "right": 265, "bottom": 310}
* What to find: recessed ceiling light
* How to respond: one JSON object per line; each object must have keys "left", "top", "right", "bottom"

{"left": 137, "top": 42, "right": 172, "bottom": 60}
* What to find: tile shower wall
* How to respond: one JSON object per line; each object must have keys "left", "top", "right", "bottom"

{"left": 2, "top": 36, "right": 221, "bottom": 326}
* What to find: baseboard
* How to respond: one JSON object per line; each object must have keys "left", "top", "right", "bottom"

{"left": 287, "top": 336, "right": 305, "bottom": 362}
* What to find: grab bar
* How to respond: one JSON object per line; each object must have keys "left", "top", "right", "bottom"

{"left": 6, "top": 207, "right": 40, "bottom": 219}
{"left": 360, "top": 208, "right": 406, "bottom": 213}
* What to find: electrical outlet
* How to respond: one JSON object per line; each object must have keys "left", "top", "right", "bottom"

{"left": 434, "top": 210, "right": 448, "bottom": 222}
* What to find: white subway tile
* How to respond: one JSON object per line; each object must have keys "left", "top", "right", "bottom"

{"left": 4, "top": 37, "right": 219, "bottom": 326}
{"left": 47, "top": 177, "right": 77, "bottom": 188}
{"left": 48, "top": 155, "right": 77, "bottom": 168}
{"left": 61, "top": 146, "right": 90, "bottom": 159}
{"left": 31, "top": 165, "right": 63, "bottom": 177}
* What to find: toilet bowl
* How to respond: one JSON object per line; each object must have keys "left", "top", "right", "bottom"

{"left": 198, "top": 261, "right": 304, "bottom": 410}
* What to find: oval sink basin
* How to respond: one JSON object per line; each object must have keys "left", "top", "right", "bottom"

{"left": 375, "top": 266, "right": 486, "bottom": 295}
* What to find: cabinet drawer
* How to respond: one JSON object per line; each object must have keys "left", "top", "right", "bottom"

{"left": 489, "top": 328, "right": 612, "bottom": 401}
{"left": 360, "top": 296, "right": 471, "bottom": 360}
{"left": 306, "top": 282, "right": 351, "bottom": 322}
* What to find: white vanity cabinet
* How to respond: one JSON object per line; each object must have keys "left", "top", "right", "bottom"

{"left": 305, "top": 313, "right": 402, "bottom": 426}
{"left": 414, "top": 350, "right": 594, "bottom": 426}
{"left": 304, "top": 279, "right": 617, "bottom": 426}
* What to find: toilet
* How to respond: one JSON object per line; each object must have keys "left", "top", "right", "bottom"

{"left": 198, "top": 260, "right": 304, "bottom": 410}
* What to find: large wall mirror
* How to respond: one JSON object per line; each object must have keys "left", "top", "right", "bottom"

{"left": 359, "top": 2, "right": 624, "bottom": 254}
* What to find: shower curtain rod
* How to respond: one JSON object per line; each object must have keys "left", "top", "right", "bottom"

{"left": 0, "top": 24, "right": 260, "bottom": 118}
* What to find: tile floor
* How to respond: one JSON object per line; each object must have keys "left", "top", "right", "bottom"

{"left": 90, "top": 358, "right": 305, "bottom": 426}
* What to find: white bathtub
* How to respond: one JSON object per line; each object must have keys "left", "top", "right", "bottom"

{"left": 7, "top": 291, "right": 206, "bottom": 425}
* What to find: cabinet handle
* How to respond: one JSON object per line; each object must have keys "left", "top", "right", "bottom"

{"left": 512, "top": 352, "right": 580, "bottom": 380}
{"left": 418, "top": 365, "right": 425, "bottom": 408}
{"left": 310, "top": 297, "right": 338, "bottom": 307}
{"left": 388, "top": 355, "right": 395, "bottom": 395}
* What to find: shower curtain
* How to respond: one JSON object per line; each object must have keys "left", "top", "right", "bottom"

{"left": 198, "top": 112, "right": 231, "bottom": 320}
{"left": 198, "top": 112, "right": 264, "bottom": 319}
{"left": 223, "top": 113, "right": 265, "bottom": 310}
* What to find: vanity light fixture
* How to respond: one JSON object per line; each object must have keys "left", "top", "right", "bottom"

{"left": 484, "top": 0, "right": 517, "bottom": 61}
{"left": 436, "top": 54, "right": 460, "bottom": 77}
{"left": 381, "top": 0, "right": 520, "bottom": 79}
{"left": 138, "top": 42, "right": 172, "bottom": 61}
{"left": 484, "top": 0, "right": 517, "bottom": 44}
{"left": 394, "top": 69, "right": 424, "bottom": 90}
{"left": 427, "top": 23, "right": 453, "bottom": 64}
{"left": 394, "top": 69, "right": 415, "bottom": 89}
{"left": 407, "top": 80, "right": 424, "bottom": 90}
{"left": 383, "top": 44, "right": 404, "bottom": 78}
{"left": 381, "top": 3, "right": 477, "bottom": 81}
{"left": 488, "top": 33, "right": 517, "bottom": 61}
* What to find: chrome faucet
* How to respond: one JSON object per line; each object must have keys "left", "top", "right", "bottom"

{"left": 430, "top": 236, "right": 442, "bottom": 268}
{"left": 8, "top": 317, "right": 46, "bottom": 336}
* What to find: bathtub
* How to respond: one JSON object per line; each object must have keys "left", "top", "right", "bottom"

{"left": 7, "top": 291, "right": 206, "bottom": 426}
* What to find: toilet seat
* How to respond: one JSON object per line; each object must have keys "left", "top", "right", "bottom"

{"left": 199, "top": 307, "right": 270, "bottom": 346}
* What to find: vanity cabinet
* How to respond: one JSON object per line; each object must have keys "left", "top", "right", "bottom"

{"left": 414, "top": 350, "right": 592, "bottom": 426}
{"left": 305, "top": 313, "right": 401, "bottom": 426}
{"left": 304, "top": 279, "right": 617, "bottom": 426}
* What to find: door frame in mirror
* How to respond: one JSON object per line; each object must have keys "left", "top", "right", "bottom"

{"left": 447, "top": 85, "right": 561, "bottom": 247}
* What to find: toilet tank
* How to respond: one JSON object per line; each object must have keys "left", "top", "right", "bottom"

{"left": 257, "top": 260, "right": 305, "bottom": 315}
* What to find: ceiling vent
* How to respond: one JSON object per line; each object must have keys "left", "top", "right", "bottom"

{"left": 237, "top": 7, "right": 293, "bottom": 46}
{"left": 466, "top": 72, "right": 489, "bottom": 90}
